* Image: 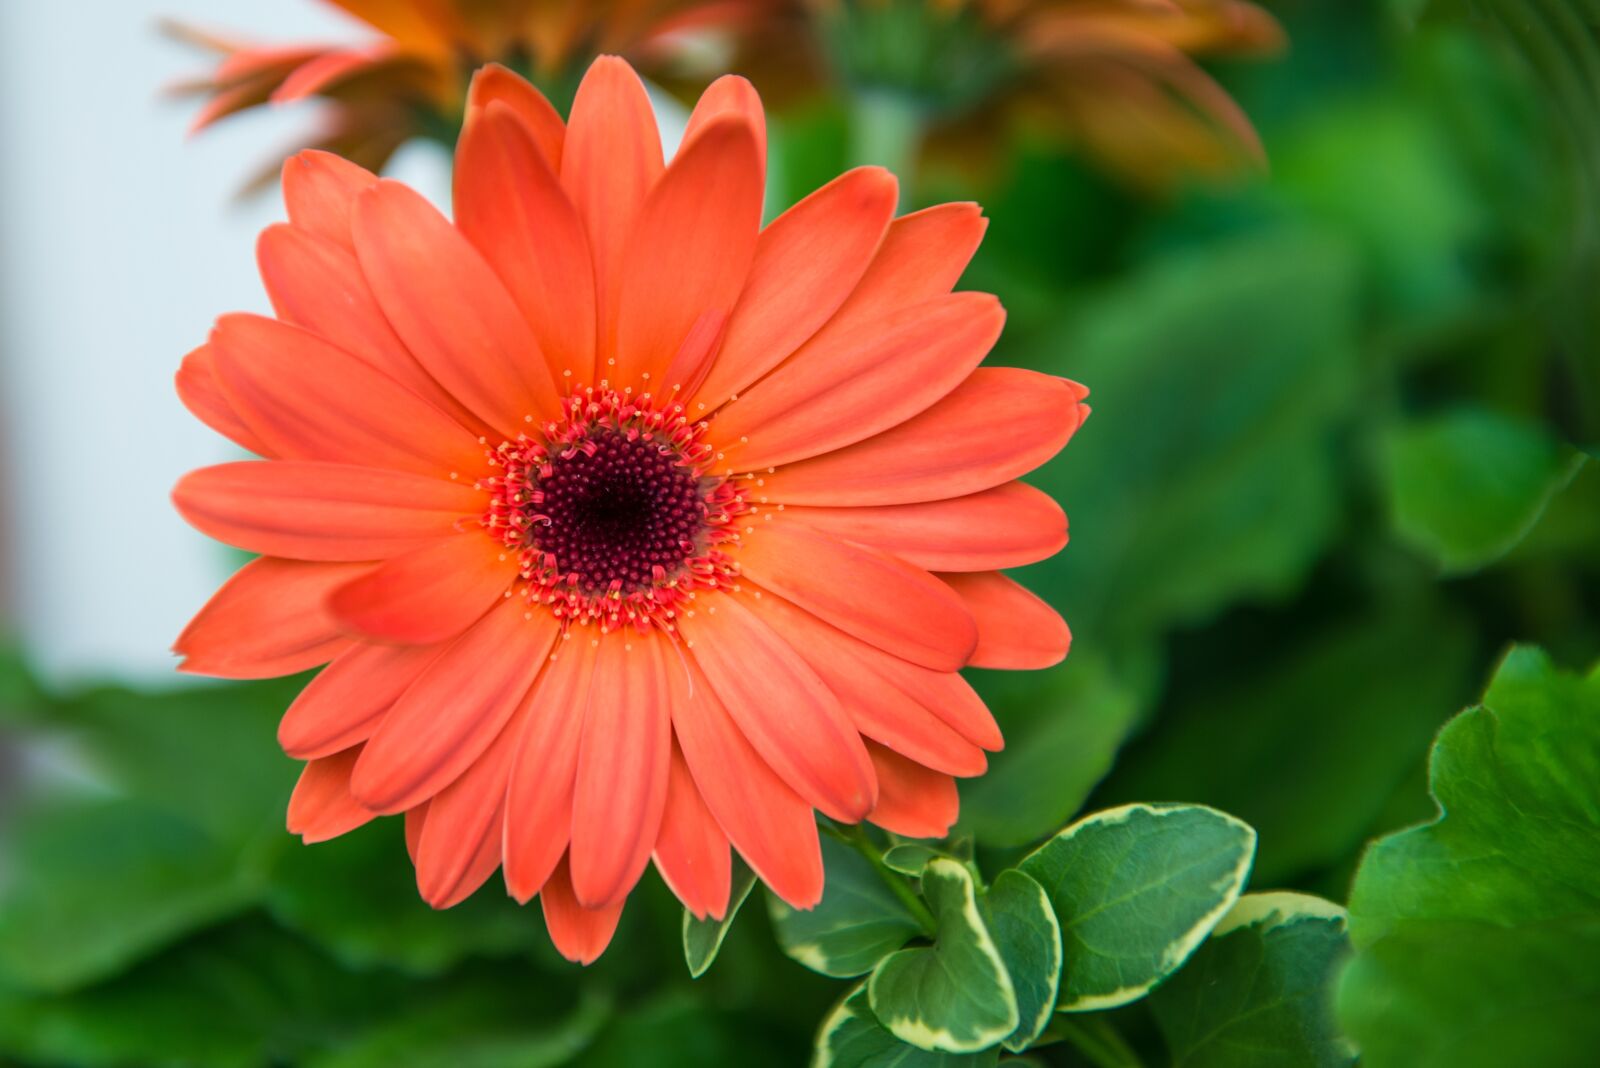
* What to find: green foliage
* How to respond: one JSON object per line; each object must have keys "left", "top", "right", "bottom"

{"left": 1338, "top": 647, "right": 1600, "bottom": 1066}
{"left": 1150, "top": 893, "right": 1355, "bottom": 1068}
{"left": 1020, "top": 804, "right": 1256, "bottom": 1011}
{"left": 814, "top": 985, "right": 998, "bottom": 1068}
{"left": 1384, "top": 408, "right": 1587, "bottom": 571}
{"left": 683, "top": 861, "right": 758, "bottom": 979}
{"left": 1100, "top": 607, "right": 1478, "bottom": 883}
{"left": 977, "top": 870, "right": 1059, "bottom": 1053}
{"left": 956, "top": 654, "right": 1141, "bottom": 848}
{"left": 868, "top": 860, "right": 1017, "bottom": 1053}
{"left": 769, "top": 834, "right": 924, "bottom": 978}
{"left": 1017, "top": 228, "right": 1361, "bottom": 643}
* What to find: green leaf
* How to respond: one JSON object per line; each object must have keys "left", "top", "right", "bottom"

{"left": 1017, "top": 229, "right": 1360, "bottom": 640}
{"left": 683, "top": 860, "right": 758, "bottom": 978}
{"left": 0, "top": 799, "right": 268, "bottom": 992}
{"left": 813, "top": 984, "right": 1000, "bottom": 1068}
{"left": 882, "top": 844, "right": 942, "bottom": 877}
{"left": 957, "top": 653, "right": 1142, "bottom": 848}
{"left": 868, "top": 860, "right": 1018, "bottom": 1053}
{"left": 265, "top": 820, "right": 543, "bottom": 976}
{"left": 1020, "top": 803, "right": 1256, "bottom": 1011}
{"left": 769, "top": 834, "right": 922, "bottom": 978}
{"left": 1338, "top": 646, "right": 1600, "bottom": 1066}
{"left": 0, "top": 918, "right": 417, "bottom": 1068}
{"left": 1098, "top": 607, "right": 1477, "bottom": 883}
{"left": 978, "top": 870, "right": 1061, "bottom": 1053}
{"left": 1150, "top": 892, "right": 1356, "bottom": 1068}
{"left": 306, "top": 977, "right": 610, "bottom": 1068}
{"left": 1383, "top": 408, "right": 1586, "bottom": 572}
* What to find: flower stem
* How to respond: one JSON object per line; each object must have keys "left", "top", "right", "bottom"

{"left": 1050, "top": 1015, "right": 1145, "bottom": 1068}
{"left": 837, "top": 823, "right": 938, "bottom": 937}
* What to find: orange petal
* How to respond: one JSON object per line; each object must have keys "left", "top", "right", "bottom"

{"left": 257, "top": 223, "right": 484, "bottom": 431}
{"left": 466, "top": 63, "right": 565, "bottom": 170}
{"left": 762, "top": 369, "right": 1088, "bottom": 506}
{"left": 503, "top": 637, "right": 596, "bottom": 902}
{"left": 455, "top": 102, "right": 596, "bottom": 384}
{"left": 744, "top": 592, "right": 988, "bottom": 778}
{"left": 561, "top": 56, "right": 663, "bottom": 368}
{"left": 668, "top": 654, "right": 825, "bottom": 909}
{"left": 328, "top": 533, "right": 518, "bottom": 645}
{"left": 569, "top": 632, "right": 673, "bottom": 908}
{"left": 735, "top": 524, "right": 976, "bottom": 672}
{"left": 350, "top": 598, "right": 558, "bottom": 813}
{"left": 278, "top": 641, "right": 445, "bottom": 760}
{"left": 681, "top": 593, "right": 877, "bottom": 822}
{"left": 173, "top": 461, "right": 481, "bottom": 561}
{"left": 209, "top": 313, "right": 486, "bottom": 480}
{"left": 713, "top": 291, "right": 1003, "bottom": 469}
{"left": 175, "top": 344, "right": 271, "bottom": 456}
{"left": 175, "top": 557, "right": 364, "bottom": 679}
{"left": 280, "top": 149, "right": 379, "bottom": 253}
{"left": 271, "top": 46, "right": 396, "bottom": 103}
{"left": 683, "top": 75, "right": 766, "bottom": 179}
{"left": 689, "top": 167, "right": 897, "bottom": 408}
{"left": 287, "top": 745, "right": 375, "bottom": 843}
{"left": 849, "top": 641, "right": 1003, "bottom": 752}
{"left": 612, "top": 115, "right": 763, "bottom": 389}
{"left": 653, "top": 740, "right": 732, "bottom": 921}
{"left": 405, "top": 802, "right": 427, "bottom": 863}
{"left": 792, "top": 201, "right": 988, "bottom": 370}
{"left": 414, "top": 705, "right": 526, "bottom": 907}
{"left": 781, "top": 482, "right": 1067, "bottom": 572}
{"left": 864, "top": 743, "right": 960, "bottom": 840}
{"left": 940, "top": 572, "right": 1071, "bottom": 670}
{"left": 541, "top": 856, "right": 625, "bottom": 965}
{"left": 352, "top": 180, "right": 563, "bottom": 438}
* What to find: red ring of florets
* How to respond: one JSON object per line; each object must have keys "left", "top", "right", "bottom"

{"left": 479, "top": 387, "right": 747, "bottom": 635}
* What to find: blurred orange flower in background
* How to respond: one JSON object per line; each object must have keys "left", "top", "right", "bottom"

{"left": 169, "top": 0, "right": 805, "bottom": 180}
{"left": 815, "top": 0, "right": 1285, "bottom": 185}
{"left": 171, "top": 57, "right": 1082, "bottom": 962}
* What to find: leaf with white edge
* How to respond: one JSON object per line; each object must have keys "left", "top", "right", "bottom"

{"left": 683, "top": 861, "right": 757, "bottom": 979}
{"left": 1019, "top": 803, "right": 1256, "bottom": 1012}
{"left": 979, "top": 870, "right": 1061, "bottom": 1053}
{"left": 1383, "top": 408, "right": 1586, "bottom": 573}
{"left": 1338, "top": 646, "right": 1600, "bottom": 1067}
{"left": 868, "top": 860, "right": 1018, "bottom": 1053}
{"left": 812, "top": 984, "right": 999, "bottom": 1068}
{"left": 769, "top": 834, "right": 922, "bottom": 978}
{"left": 1150, "top": 892, "right": 1356, "bottom": 1068}
{"left": 882, "top": 845, "right": 941, "bottom": 877}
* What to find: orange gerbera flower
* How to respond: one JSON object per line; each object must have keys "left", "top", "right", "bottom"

{"left": 172, "top": 56, "right": 1084, "bottom": 963}
{"left": 815, "top": 0, "right": 1283, "bottom": 184}
{"left": 170, "top": 0, "right": 805, "bottom": 180}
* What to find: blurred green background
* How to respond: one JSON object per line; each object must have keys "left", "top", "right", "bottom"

{"left": 3, "top": 0, "right": 1598, "bottom": 1064}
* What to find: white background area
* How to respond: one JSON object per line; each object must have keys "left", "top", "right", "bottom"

{"left": 0, "top": 2, "right": 687, "bottom": 683}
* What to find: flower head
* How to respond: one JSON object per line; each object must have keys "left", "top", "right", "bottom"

{"left": 170, "top": 0, "right": 804, "bottom": 183}
{"left": 815, "top": 0, "right": 1284, "bottom": 184}
{"left": 173, "top": 56, "right": 1084, "bottom": 962}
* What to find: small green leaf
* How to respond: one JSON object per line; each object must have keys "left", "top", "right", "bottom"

{"left": 1338, "top": 646, "right": 1600, "bottom": 1067}
{"left": 979, "top": 870, "right": 1061, "bottom": 1053}
{"left": 683, "top": 861, "right": 758, "bottom": 978}
{"left": 769, "top": 835, "right": 922, "bottom": 978}
{"left": 813, "top": 984, "right": 1000, "bottom": 1068}
{"left": 868, "top": 860, "right": 1018, "bottom": 1053}
{"left": 1020, "top": 803, "right": 1256, "bottom": 1011}
{"left": 1383, "top": 408, "right": 1586, "bottom": 572}
{"left": 882, "top": 844, "right": 942, "bottom": 876}
{"left": 1150, "top": 892, "right": 1356, "bottom": 1068}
